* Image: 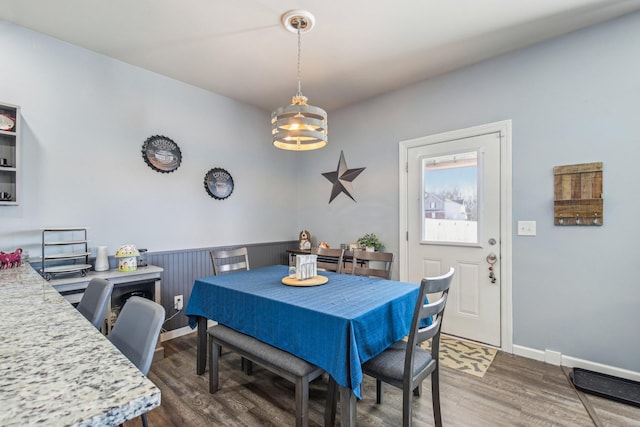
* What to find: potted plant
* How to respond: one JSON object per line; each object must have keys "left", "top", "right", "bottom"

{"left": 357, "top": 233, "right": 383, "bottom": 252}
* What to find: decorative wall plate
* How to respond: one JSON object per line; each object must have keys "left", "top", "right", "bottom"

{"left": 141, "top": 135, "right": 182, "bottom": 173}
{"left": 0, "top": 114, "right": 15, "bottom": 131}
{"left": 204, "top": 168, "right": 234, "bottom": 200}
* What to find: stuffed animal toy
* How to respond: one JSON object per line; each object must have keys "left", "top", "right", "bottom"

{"left": 0, "top": 248, "right": 22, "bottom": 269}
{"left": 299, "top": 230, "right": 312, "bottom": 250}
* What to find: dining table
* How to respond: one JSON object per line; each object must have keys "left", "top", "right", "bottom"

{"left": 186, "top": 264, "right": 420, "bottom": 426}
{"left": 0, "top": 264, "right": 161, "bottom": 427}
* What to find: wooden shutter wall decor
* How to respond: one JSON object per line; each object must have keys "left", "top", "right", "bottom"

{"left": 553, "top": 162, "right": 603, "bottom": 226}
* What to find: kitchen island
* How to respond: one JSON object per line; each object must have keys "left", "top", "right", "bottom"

{"left": 0, "top": 264, "right": 160, "bottom": 427}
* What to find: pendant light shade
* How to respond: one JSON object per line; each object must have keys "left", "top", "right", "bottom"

{"left": 272, "top": 10, "right": 327, "bottom": 151}
{"left": 272, "top": 95, "right": 327, "bottom": 151}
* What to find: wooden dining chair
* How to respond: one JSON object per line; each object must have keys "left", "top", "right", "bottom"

{"left": 310, "top": 247, "right": 345, "bottom": 273}
{"left": 357, "top": 268, "right": 455, "bottom": 427}
{"left": 209, "top": 246, "right": 252, "bottom": 373}
{"left": 209, "top": 247, "right": 250, "bottom": 275}
{"left": 351, "top": 249, "right": 394, "bottom": 279}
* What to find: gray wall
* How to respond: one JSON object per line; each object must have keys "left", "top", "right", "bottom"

{"left": 296, "top": 12, "right": 640, "bottom": 372}
{"left": 0, "top": 20, "right": 299, "bottom": 256}
{"left": 1, "top": 12, "right": 639, "bottom": 374}
{"left": 147, "top": 241, "right": 297, "bottom": 331}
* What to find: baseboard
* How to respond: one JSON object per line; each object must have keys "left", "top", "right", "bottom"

{"left": 513, "top": 344, "right": 640, "bottom": 382}
{"left": 161, "top": 320, "right": 218, "bottom": 342}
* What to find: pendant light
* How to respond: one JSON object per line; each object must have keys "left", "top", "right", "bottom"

{"left": 271, "top": 10, "right": 328, "bottom": 151}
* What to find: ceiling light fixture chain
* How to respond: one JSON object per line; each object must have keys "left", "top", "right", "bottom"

{"left": 296, "top": 22, "right": 303, "bottom": 99}
{"left": 271, "top": 10, "right": 327, "bottom": 151}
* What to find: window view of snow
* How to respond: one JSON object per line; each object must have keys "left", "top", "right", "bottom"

{"left": 422, "top": 151, "right": 478, "bottom": 243}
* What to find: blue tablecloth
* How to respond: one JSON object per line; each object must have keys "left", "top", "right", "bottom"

{"left": 186, "top": 264, "right": 419, "bottom": 399}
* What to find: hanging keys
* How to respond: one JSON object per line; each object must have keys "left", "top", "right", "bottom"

{"left": 486, "top": 253, "right": 498, "bottom": 284}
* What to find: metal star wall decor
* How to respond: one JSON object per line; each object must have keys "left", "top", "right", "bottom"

{"left": 322, "top": 150, "right": 366, "bottom": 203}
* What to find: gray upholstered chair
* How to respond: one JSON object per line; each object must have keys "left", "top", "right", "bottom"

{"left": 351, "top": 249, "right": 394, "bottom": 279}
{"left": 110, "top": 296, "right": 165, "bottom": 427}
{"left": 76, "top": 277, "right": 113, "bottom": 330}
{"left": 310, "top": 247, "right": 344, "bottom": 273}
{"left": 210, "top": 247, "right": 250, "bottom": 275}
{"left": 327, "top": 268, "right": 454, "bottom": 427}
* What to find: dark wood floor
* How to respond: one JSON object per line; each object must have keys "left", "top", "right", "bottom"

{"left": 125, "top": 333, "right": 640, "bottom": 426}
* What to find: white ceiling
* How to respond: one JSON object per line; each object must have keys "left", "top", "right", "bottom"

{"left": 1, "top": 0, "right": 640, "bottom": 112}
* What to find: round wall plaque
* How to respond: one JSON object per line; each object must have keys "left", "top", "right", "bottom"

{"left": 141, "top": 135, "right": 182, "bottom": 173}
{"left": 204, "top": 168, "right": 234, "bottom": 200}
{"left": 0, "top": 114, "right": 15, "bottom": 131}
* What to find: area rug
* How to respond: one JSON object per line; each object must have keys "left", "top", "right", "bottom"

{"left": 421, "top": 336, "right": 497, "bottom": 378}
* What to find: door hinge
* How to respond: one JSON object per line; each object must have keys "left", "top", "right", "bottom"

{"left": 405, "top": 162, "right": 408, "bottom": 173}
{"left": 406, "top": 231, "right": 409, "bottom": 241}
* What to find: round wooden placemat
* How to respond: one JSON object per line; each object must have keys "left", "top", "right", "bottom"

{"left": 281, "top": 275, "right": 329, "bottom": 287}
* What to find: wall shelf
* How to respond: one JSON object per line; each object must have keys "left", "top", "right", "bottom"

{"left": 553, "top": 162, "right": 603, "bottom": 226}
{"left": 0, "top": 102, "right": 20, "bottom": 205}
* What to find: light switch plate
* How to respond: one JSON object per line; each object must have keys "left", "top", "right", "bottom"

{"left": 517, "top": 221, "right": 537, "bottom": 236}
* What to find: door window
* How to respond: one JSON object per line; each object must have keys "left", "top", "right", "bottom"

{"left": 421, "top": 150, "right": 479, "bottom": 244}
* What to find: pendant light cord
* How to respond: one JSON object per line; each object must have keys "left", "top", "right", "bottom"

{"left": 296, "top": 23, "right": 303, "bottom": 98}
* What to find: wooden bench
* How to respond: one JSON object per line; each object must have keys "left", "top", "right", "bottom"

{"left": 208, "top": 325, "right": 325, "bottom": 427}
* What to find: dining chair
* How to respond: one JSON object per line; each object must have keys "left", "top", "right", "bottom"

{"left": 327, "top": 267, "right": 454, "bottom": 427}
{"left": 351, "top": 249, "right": 394, "bottom": 279}
{"left": 110, "top": 296, "right": 165, "bottom": 427}
{"left": 210, "top": 247, "right": 250, "bottom": 275}
{"left": 366, "top": 267, "right": 454, "bottom": 426}
{"left": 76, "top": 277, "right": 113, "bottom": 331}
{"left": 310, "top": 247, "right": 345, "bottom": 273}
{"left": 209, "top": 246, "right": 252, "bottom": 373}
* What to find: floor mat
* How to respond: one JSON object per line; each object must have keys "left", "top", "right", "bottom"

{"left": 422, "top": 336, "right": 497, "bottom": 378}
{"left": 571, "top": 368, "right": 640, "bottom": 408}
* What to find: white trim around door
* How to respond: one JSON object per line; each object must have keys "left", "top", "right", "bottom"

{"left": 399, "top": 120, "right": 513, "bottom": 352}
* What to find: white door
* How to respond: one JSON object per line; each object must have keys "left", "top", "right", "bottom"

{"left": 407, "top": 131, "right": 502, "bottom": 346}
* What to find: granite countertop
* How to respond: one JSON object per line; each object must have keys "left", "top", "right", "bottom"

{"left": 0, "top": 265, "right": 161, "bottom": 427}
